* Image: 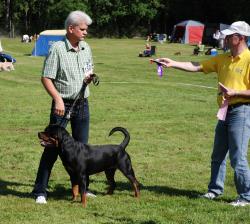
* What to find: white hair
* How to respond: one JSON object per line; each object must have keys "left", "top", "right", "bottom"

{"left": 65, "top": 11, "right": 92, "bottom": 29}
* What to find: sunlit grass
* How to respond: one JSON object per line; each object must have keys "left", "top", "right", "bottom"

{"left": 0, "top": 38, "right": 249, "bottom": 224}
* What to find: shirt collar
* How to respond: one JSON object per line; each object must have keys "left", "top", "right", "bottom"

{"left": 64, "top": 37, "right": 85, "bottom": 52}
{"left": 228, "top": 48, "right": 250, "bottom": 60}
{"left": 238, "top": 48, "right": 250, "bottom": 59}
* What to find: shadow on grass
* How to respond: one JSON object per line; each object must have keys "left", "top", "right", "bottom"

{"left": 141, "top": 184, "right": 200, "bottom": 198}
{"left": 0, "top": 178, "right": 32, "bottom": 198}
{"left": 47, "top": 180, "right": 137, "bottom": 200}
{"left": 0, "top": 178, "right": 231, "bottom": 203}
{"left": 113, "top": 181, "right": 200, "bottom": 198}
{"left": 0, "top": 178, "right": 72, "bottom": 200}
{"left": 47, "top": 183, "right": 71, "bottom": 200}
{"left": 87, "top": 179, "right": 233, "bottom": 202}
{"left": 65, "top": 179, "right": 202, "bottom": 199}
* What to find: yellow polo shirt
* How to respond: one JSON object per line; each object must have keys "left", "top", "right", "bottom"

{"left": 200, "top": 49, "right": 250, "bottom": 106}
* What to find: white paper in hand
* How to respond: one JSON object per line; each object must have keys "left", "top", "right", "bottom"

{"left": 217, "top": 82, "right": 229, "bottom": 121}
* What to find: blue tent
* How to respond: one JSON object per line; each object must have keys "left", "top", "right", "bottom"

{"left": 32, "top": 30, "right": 66, "bottom": 56}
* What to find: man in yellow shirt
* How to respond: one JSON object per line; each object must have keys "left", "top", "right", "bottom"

{"left": 159, "top": 21, "right": 250, "bottom": 206}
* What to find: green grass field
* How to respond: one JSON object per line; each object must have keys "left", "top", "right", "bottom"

{"left": 0, "top": 38, "right": 250, "bottom": 224}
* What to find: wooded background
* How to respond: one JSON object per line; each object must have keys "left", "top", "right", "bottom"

{"left": 1, "top": 0, "right": 250, "bottom": 38}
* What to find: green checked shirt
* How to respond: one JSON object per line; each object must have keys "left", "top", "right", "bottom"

{"left": 42, "top": 37, "right": 93, "bottom": 99}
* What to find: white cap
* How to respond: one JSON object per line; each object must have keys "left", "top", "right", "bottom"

{"left": 221, "top": 21, "right": 250, "bottom": 36}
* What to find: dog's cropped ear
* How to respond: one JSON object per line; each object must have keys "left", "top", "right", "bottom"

{"left": 55, "top": 125, "right": 64, "bottom": 140}
{"left": 57, "top": 129, "right": 63, "bottom": 141}
{"left": 46, "top": 123, "right": 59, "bottom": 130}
{"left": 50, "top": 124, "right": 67, "bottom": 141}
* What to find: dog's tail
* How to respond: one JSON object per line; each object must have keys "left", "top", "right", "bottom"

{"left": 109, "top": 127, "right": 130, "bottom": 149}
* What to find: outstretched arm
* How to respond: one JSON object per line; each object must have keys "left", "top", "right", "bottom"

{"left": 158, "top": 58, "right": 202, "bottom": 72}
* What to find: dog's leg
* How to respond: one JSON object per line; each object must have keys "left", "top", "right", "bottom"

{"left": 72, "top": 184, "right": 79, "bottom": 201}
{"left": 70, "top": 173, "right": 79, "bottom": 201}
{"left": 119, "top": 171, "right": 140, "bottom": 198}
{"left": 81, "top": 192, "right": 87, "bottom": 208}
{"left": 118, "top": 156, "right": 140, "bottom": 198}
{"left": 129, "top": 168, "right": 140, "bottom": 198}
{"left": 104, "top": 168, "right": 116, "bottom": 195}
{"left": 79, "top": 174, "right": 88, "bottom": 207}
{"left": 132, "top": 177, "right": 140, "bottom": 198}
{"left": 125, "top": 172, "right": 140, "bottom": 198}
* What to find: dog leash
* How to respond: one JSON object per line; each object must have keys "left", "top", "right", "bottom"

{"left": 59, "top": 73, "right": 99, "bottom": 126}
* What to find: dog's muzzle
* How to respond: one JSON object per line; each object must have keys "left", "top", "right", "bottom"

{"left": 38, "top": 132, "right": 58, "bottom": 148}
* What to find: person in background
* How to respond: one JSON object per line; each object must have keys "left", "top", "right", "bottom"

{"left": 146, "top": 33, "right": 152, "bottom": 42}
{"left": 218, "top": 32, "right": 226, "bottom": 50}
{"left": 32, "top": 10, "right": 96, "bottom": 204}
{"left": 143, "top": 43, "right": 151, "bottom": 56}
{"left": 212, "top": 29, "right": 220, "bottom": 48}
{"left": 158, "top": 21, "right": 250, "bottom": 207}
{"left": 139, "top": 43, "right": 151, "bottom": 57}
{"left": 193, "top": 41, "right": 203, "bottom": 55}
{"left": 22, "top": 34, "right": 30, "bottom": 43}
{"left": 0, "top": 62, "right": 14, "bottom": 71}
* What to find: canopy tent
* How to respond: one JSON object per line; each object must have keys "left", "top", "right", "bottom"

{"left": 171, "top": 20, "right": 205, "bottom": 44}
{"left": 32, "top": 30, "right": 66, "bottom": 56}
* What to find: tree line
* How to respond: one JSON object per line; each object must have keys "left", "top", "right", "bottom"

{"left": 0, "top": 0, "right": 250, "bottom": 38}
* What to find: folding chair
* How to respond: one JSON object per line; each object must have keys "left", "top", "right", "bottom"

{"left": 150, "top": 46, "right": 156, "bottom": 56}
{"left": 198, "top": 44, "right": 205, "bottom": 55}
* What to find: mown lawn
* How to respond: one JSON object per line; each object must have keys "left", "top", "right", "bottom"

{"left": 0, "top": 38, "right": 249, "bottom": 224}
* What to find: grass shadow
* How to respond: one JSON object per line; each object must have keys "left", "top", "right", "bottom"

{"left": 90, "top": 179, "right": 233, "bottom": 203}
{"left": 87, "top": 179, "right": 202, "bottom": 199}
{"left": 0, "top": 178, "right": 231, "bottom": 203}
{"left": 47, "top": 183, "right": 71, "bottom": 200}
{"left": 0, "top": 178, "right": 33, "bottom": 198}
{"left": 114, "top": 181, "right": 201, "bottom": 198}
{"left": 142, "top": 184, "right": 232, "bottom": 203}
{"left": 142, "top": 184, "right": 201, "bottom": 198}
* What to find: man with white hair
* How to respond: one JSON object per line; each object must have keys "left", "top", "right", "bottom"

{"left": 159, "top": 21, "right": 250, "bottom": 206}
{"left": 33, "top": 10, "right": 96, "bottom": 204}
